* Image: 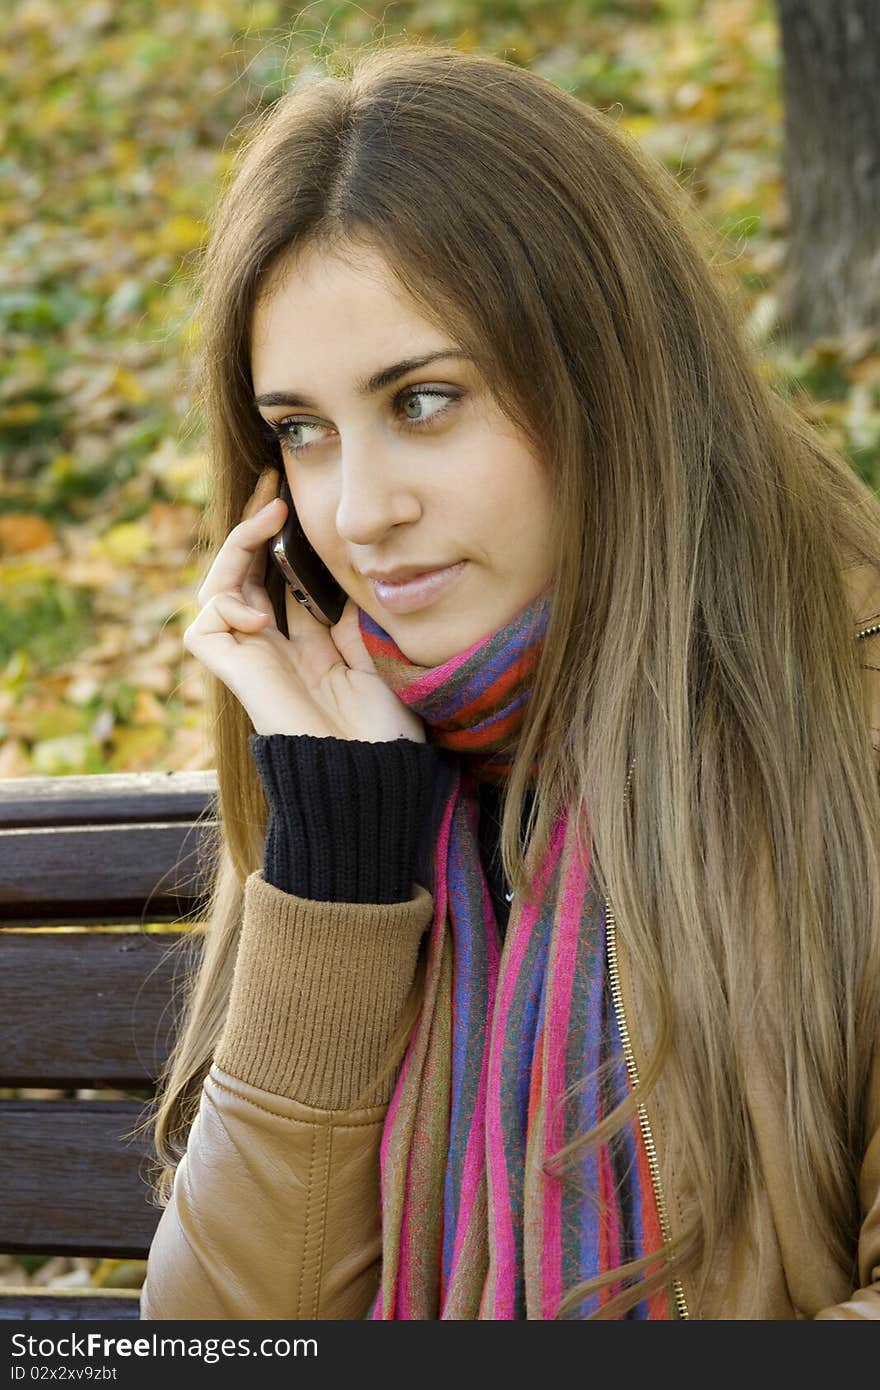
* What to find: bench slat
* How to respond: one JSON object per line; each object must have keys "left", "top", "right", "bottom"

{"left": 0, "top": 822, "right": 216, "bottom": 924}
{"left": 0, "top": 1100, "right": 161, "bottom": 1257}
{"left": 0, "top": 1290, "right": 141, "bottom": 1319}
{"left": 0, "top": 770, "right": 217, "bottom": 827}
{"left": 0, "top": 769, "right": 222, "bottom": 1306}
{"left": 0, "top": 931, "right": 200, "bottom": 1086}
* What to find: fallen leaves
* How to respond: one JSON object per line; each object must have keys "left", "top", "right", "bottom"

{"left": 3, "top": 0, "right": 880, "bottom": 1309}
{"left": 3, "top": 0, "right": 880, "bottom": 795}
{"left": 0, "top": 512, "right": 56, "bottom": 555}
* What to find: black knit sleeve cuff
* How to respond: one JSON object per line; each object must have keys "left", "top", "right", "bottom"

{"left": 249, "top": 733, "right": 441, "bottom": 903}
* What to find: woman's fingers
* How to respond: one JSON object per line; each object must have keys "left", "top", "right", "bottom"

{"left": 241, "top": 466, "right": 286, "bottom": 591}
{"left": 197, "top": 487, "right": 287, "bottom": 610}
{"left": 184, "top": 591, "right": 270, "bottom": 648}
{"left": 240, "top": 494, "right": 287, "bottom": 614}
{"left": 242, "top": 466, "right": 280, "bottom": 519}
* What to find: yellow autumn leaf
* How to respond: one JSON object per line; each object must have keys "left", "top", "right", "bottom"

{"left": 17, "top": 347, "right": 48, "bottom": 373}
{"left": 131, "top": 230, "right": 158, "bottom": 257}
{"left": 165, "top": 452, "right": 207, "bottom": 493}
{"left": 107, "top": 725, "right": 167, "bottom": 771}
{"left": 31, "top": 101, "right": 70, "bottom": 134}
{"left": 160, "top": 214, "right": 208, "bottom": 252}
{"left": 456, "top": 30, "right": 482, "bottom": 53}
{"left": 111, "top": 139, "right": 139, "bottom": 169}
{"left": 31, "top": 705, "right": 85, "bottom": 740}
{"left": 0, "top": 559, "right": 53, "bottom": 587}
{"left": 621, "top": 115, "right": 655, "bottom": 139}
{"left": 112, "top": 366, "right": 149, "bottom": 404}
{"left": 245, "top": 1, "right": 278, "bottom": 30}
{"left": 93, "top": 1259, "right": 146, "bottom": 1290}
{"left": 674, "top": 84, "right": 721, "bottom": 120}
{"left": 91, "top": 521, "right": 154, "bottom": 564}
{"left": 0, "top": 401, "right": 40, "bottom": 426}
{"left": 508, "top": 37, "right": 538, "bottom": 64}
{"left": 49, "top": 452, "right": 77, "bottom": 482}
{"left": 80, "top": 209, "right": 112, "bottom": 235}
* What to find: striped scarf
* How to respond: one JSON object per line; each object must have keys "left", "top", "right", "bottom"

{"left": 358, "top": 585, "right": 668, "bottom": 1319}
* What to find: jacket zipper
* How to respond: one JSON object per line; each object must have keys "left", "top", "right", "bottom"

{"left": 602, "top": 621, "right": 875, "bottom": 1318}
{"left": 605, "top": 755, "right": 690, "bottom": 1319}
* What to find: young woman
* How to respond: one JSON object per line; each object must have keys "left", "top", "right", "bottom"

{"left": 138, "top": 40, "right": 880, "bottom": 1319}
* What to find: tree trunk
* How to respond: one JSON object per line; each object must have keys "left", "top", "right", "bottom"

{"left": 774, "top": 0, "right": 880, "bottom": 346}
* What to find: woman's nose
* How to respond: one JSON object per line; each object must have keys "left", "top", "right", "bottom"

{"left": 334, "top": 444, "right": 421, "bottom": 543}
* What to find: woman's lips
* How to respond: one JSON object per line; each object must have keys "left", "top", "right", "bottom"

{"left": 370, "top": 561, "right": 467, "bottom": 614}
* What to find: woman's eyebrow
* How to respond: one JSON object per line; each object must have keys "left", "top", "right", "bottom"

{"left": 253, "top": 349, "right": 473, "bottom": 410}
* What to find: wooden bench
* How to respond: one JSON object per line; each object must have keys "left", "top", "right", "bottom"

{"left": 0, "top": 770, "right": 218, "bottom": 1321}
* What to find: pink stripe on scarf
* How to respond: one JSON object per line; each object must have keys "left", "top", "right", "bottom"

{"left": 540, "top": 811, "right": 590, "bottom": 1319}
{"left": 397, "top": 621, "right": 505, "bottom": 701}
{"left": 484, "top": 815, "right": 567, "bottom": 1317}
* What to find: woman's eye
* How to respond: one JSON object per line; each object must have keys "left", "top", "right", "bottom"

{"left": 262, "top": 385, "right": 460, "bottom": 456}
{"left": 399, "top": 387, "right": 457, "bottom": 424}
{"left": 276, "top": 419, "right": 327, "bottom": 452}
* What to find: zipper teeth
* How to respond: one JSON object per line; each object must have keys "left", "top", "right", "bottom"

{"left": 605, "top": 755, "right": 690, "bottom": 1319}
{"left": 605, "top": 619, "right": 876, "bottom": 1317}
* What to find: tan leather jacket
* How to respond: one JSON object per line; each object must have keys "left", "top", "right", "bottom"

{"left": 140, "top": 572, "right": 880, "bottom": 1320}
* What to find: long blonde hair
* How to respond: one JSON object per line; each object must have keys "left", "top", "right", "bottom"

{"left": 138, "top": 39, "right": 880, "bottom": 1317}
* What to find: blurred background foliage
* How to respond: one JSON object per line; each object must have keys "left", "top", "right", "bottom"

{"left": 3, "top": 0, "right": 880, "bottom": 1304}
{"left": 2, "top": 0, "right": 879, "bottom": 786}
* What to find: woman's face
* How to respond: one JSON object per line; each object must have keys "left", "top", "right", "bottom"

{"left": 250, "top": 242, "right": 556, "bottom": 665}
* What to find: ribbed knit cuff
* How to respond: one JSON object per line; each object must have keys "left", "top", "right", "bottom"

{"left": 249, "top": 733, "right": 441, "bottom": 903}
{"left": 214, "top": 870, "right": 434, "bottom": 1109}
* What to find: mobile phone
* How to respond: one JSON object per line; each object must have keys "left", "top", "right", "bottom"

{"left": 268, "top": 477, "right": 347, "bottom": 627}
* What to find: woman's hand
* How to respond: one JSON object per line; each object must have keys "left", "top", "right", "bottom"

{"left": 183, "top": 465, "right": 427, "bottom": 744}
